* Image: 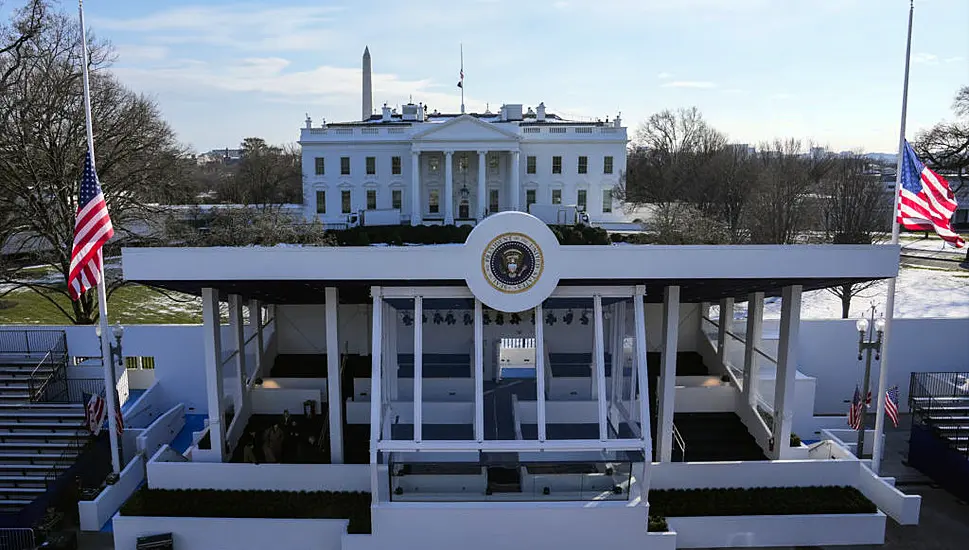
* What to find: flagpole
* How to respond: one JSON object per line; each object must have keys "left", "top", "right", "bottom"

{"left": 871, "top": 0, "right": 914, "bottom": 475}
{"left": 460, "top": 43, "right": 465, "bottom": 114}
{"left": 79, "top": 0, "right": 121, "bottom": 475}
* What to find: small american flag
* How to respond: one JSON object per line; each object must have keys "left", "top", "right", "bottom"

{"left": 885, "top": 385, "right": 901, "bottom": 428}
{"left": 898, "top": 140, "right": 965, "bottom": 248}
{"left": 68, "top": 150, "right": 114, "bottom": 301}
{"left": 848, "top": 385, "right": 863, "bottom": 430}
{"left": 85, "top": 392, "right": 106, "bottom": 435}
{"left": 457, "top": 68, "right": 464, "bottom": 88}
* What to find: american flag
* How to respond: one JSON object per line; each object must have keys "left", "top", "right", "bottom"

{"left": 897, "top": 140, "right": 965, "bottom": 248}
{"left": 68, "top": 150, "right": 114, "bottom": 301}
{"left": 85, "top": 392, "right": 106, "bottom": 435}
{"left": 457, "top": 67, "right": 464, "bottom": 88}
{"left": 848, "top": 385, "right": 863, "bottom": 430}
{"left": 885, "top": 385, "right": 901, "bottom": 428}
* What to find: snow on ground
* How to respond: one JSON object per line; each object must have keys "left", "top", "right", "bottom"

{"left": 727, "top": 265, "right": 969, "bottom": 320}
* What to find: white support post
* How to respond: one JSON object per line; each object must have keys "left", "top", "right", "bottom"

{"left": 228, "top": 295, "right": 247, "bottom": 413}
{"left": 716, "top": 297, "right": 734, "bottom": 365}
{"left": 594, "top": 294, "right": 608, "bottom": 440}
{"left": 657, "top": 286, "right": 680, "bottom": 462}
{"left": 474, "top": 299, "right": 484, "bottom": 442}
{"left": 324, "top": 288, "right": 344, "bottom": 463}
{"left": 772, "top": 285, "right": 802, "bottom": 460}
{"left": 444, "top": 151, "right": 454, "bottom": 225}
{"left": 413, "top": 296, "right": 423, "bottom": 443}
{"left": 743, "top": 292, "right": 765, "bottom": 408}
{"left": 535, "top": 303, "right": 547, "bottom": 442}
{"left": 369, "top": 288, "right": 383, "bottom": 505}
{"left": 477, "top": 150, "right": 488, "bottom": 219}
{"left": 248, "top": 299, "right": 263, "bottom": 381}
{"left": 201, "top": 288, "right": 226, "bottom": 462}
{"left": 510, "top": 150, "right": 521, "bottom": 211}
{"left": 633, "top": 286, "right": 652, "bottom": 496}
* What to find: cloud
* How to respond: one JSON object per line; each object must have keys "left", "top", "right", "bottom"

{"left": 770, "top": 92, "right": 795, "bottom": 100}
{"left": 92, "top": 6, "right": 345, "bottom": 52}
{"left": 913, "top": 53, "right": 939, "bottom": 65}
{"left": 115, "top": 44, "right": 168, "bottom": 62}
{"left": 721, "top": 88, "right": 747, "bottom": 95}
{"left": 944, "top": 56, "right": 964, "bottom": 64}
{"left": 661, "top": 81, "right": 717, "bottom": 89}
{"left": 656, "top": 72, "right": 673, "bottom": 79}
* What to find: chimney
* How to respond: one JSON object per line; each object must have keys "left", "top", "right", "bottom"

{"left": 536, "top": 102, "right": 546, "bottom": 122}
{"left": 362, "top": 46, "right": 373, "bottom": 121}
{"left": 304, "top": 113, "right": 312, "bottom": 129}
{"left": 614, "top": 112, "right": 622, "bottom": 128}
{"left": 381, "top": 103, "right": 392, "bottom": 122}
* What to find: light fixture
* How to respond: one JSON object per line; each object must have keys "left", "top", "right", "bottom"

{"left": 483, "top": 312, "right": 492, "bottom": 325}
{"left": 94, "top": 324, "right": 101, "bottom": 338}
{"left": 445, "top": 311, "right": 456, "bottom": 325}
{"left": 510, "top": 313, "right": 521, "bottom": 325}
{"left": 112, "top": 322, "right": 125, "bottom": 341}
{"left": 545, "top": 312, "right": 557, "bottom": 326}
{"left": 463, "top": 312, "right": 473, "bottom": 325}
{"left": 874, "top": 317, "right": 886, "bottom": 334}
{"left": 495, "top": 313, "right": 504, "bottom": 326}
{"left": 402, "top": 313, "right": 413, "bottom": 326}
{"left": 459, "top": 184, "right": 470, "bottom": 200}
{"left": 580, "top": 310, "right": 590, "bottom": 325}
{"left": 855, "top": 318, "right": 869, "bottom": 334}
{"left": 564, "top": 309, "right": 574, "bottom": 325}
{"left": 433, "top": 311, "right": 444, "bottom": 325}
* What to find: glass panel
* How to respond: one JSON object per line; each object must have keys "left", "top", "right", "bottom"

{"left": 315, "top": 191, "right": 325, "bottom": 214}
{"left": 341, "top": 190, "right": 351, "bottom": 213}
{"left": 604, "top": 156, "right": 613, "bottom": 174}
{"left": 552, "top": 156, "right": 562, "bottom": 174}
{"left": 366, "top": 156, "right": 376, "bottom": 175}
{"left": 551, "top": 189, "right": 562, "bottom": 204}
{"left": 602, "top": 189, "right": 613, "bottom": 213}
{"left": 315, "top": 157, "right": 325, "bottom": 175}
{"left": 539, "top": 297, "right": 595, "bottom": 440}
{"left": 391, "top": 189, "right": 402, "bottom": 210}
{"left": 429, "top": 190, "right": 440, "bottom": 214}
{"left": 489, "top": 189, "right": 499, "bottom": 213}
{"left": 577, "top": 189, "right": 587, "bottom": 210}
{"left": 341, "top": 157, "right": 350, "bottom": 175}
{"left": 389, "top": 297, "right": 415, "bottom": 442}
{"left": 526, "top": 189, "right": 536, "bottom": 208}
{"left": 578, "top": 156, "right": 587, "bottom": 174}
{"left": 392, "top": 156, "right": 401, "bottom": 175}
{"left": 606, "top": 298, "right": 640, "bottom": 442}
{"left": 366, "top": 189, "right": 377, "bottom": 210}
{"left": 526, "top": 156, "right": 536, "bottom": 174}
{"left": 484, "top": 307, "right": 535, "bottom": 441}
{"left": 421, "top": 298, "right": 475, "bottom": 443}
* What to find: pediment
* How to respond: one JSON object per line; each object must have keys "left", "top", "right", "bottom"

{"left": 413, "top": 115, "right": 519, "bottom": 142}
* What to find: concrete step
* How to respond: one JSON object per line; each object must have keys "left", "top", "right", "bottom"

{"left": 0, "top": 475, "right": 46, "bottom": 485}
{"left": 0, "top": 453, "right": 74, "bottom": 463}
{"left": 0, "top": 430, "right": 88, "bottom": 441}
{"left": 0, "top": 441, "right": 76, "bottom": 450}
{"left": 0, "top": 463, "right": 67, "bottom": 473}
{"left": 0, "top": 421, "right": 84, "bottom": 431}
{"left": 0, "top": 413, "right": 86, "bottom": 422}
{"left": 0, "top": 486, "right": 45, "bottom": 496}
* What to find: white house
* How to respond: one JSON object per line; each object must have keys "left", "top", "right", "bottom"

{"left": 299, "top": 48, "right": 627, "bottom": 227}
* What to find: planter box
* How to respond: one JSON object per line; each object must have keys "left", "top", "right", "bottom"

{"left": 113, "top": 515, "right": 349, "bottom": 550}
{"left": 667, "top": 512, "right": 885, "bottom": 548}
{"left": 645, "top": 531, "right": 678, "bottom": 550}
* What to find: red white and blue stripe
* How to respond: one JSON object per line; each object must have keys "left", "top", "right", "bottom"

{"left": 848, "top": 385, "right": 863, "bottom": 430}
{"left": 897, "top": 140, "right": 965, "bottom": 248}
{"left": 885, "top": 385, "right": 901, "bottom": 429}
{"left": 68, "top": 150, "right": 114, "bottom": 300}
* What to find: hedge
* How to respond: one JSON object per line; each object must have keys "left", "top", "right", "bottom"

{"left": 647, "top": 515, "right": 668, "bottom": 532}
{"left": 120, "top": 487, "right": 372, "bottom": 534}
{"left": 649, "top": 486, "right": 876, "bottom": 518}
{"left": 330, "top": 223, "right": 611, "bottom": 246}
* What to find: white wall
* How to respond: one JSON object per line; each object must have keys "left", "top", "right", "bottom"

{"left": 136, "top": 404, "right": 185, "bottom": 460}
{"left": 147, "top": 456, "right": 370, "bottom": 492}
{"left": 794, "top": 318, "right": 969, "bottom": 414}
{"left": 650, "top": 459, "right": 861, "bottom": 490}
{"left": 275, "top": 304, "right": 371, "bottom": 355}
{"left": 78, "top": 455, "right": 145, "bottom": 531}
{"left": 250, "top": 387, "right": 324, "bottom": 415}
{"left": 113, "top": 516, "right": 348, "bottom": 550}
{"left": 667, "top": 513, "right": 886, "bottom": 549}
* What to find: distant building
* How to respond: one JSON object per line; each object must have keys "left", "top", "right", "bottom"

{"left": 196, "top": 148, "right": 243, "bottom": 166}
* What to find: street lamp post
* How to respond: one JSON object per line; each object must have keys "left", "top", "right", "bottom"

{"left": 855, "top": 306, "right": 885, "bottom": 459}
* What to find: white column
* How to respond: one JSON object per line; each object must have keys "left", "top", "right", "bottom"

{"left": 743, "top": 292, "right": 765, "bottom": 409}
{"left": 248, "top": 299, "right": 263, "bottom": 381}
{"left": 477, "top": 150, "right": 487, "bottom": 219}
{"left": 410, "top": 152, "right": 422, "bottom": 226}
{"left": 368, "top": 288, "right": 383, "bottom": 505}
{"left": 593, "top": 294, "right": 608, "bottom": 440}
{"left": 474, "top": 299, "right": 484, "bottom": 442}
{"left": 201, "top": 288, "right": 226, "bottom": 462}
{"left": 633, "top": 286, "right": 652, "bottom": 496}
{"left": 325, "top": 288, "right": 344, "bottom": 463}
{"left": 510, "top": 150, "right": 521, "bottom": 211}
{"left": 228, "top": 295, "right": 247, "bottom": 414}
{"left": 716, "top": 298, "right": 734, "bottom": 366}
{"left": 772, "top": 285, "right": 802, "bottom": 460}
{"left": 657, "top": 286, "right": 680, "bottom": 462}
{"left": 413, "top": 296, "right": 423, "bottom": 442}
{"left": 535, "top": 304, "right": 547, "bottom": 442}
{"left": 444, "top": 151, "right": 454, "bottom": 224}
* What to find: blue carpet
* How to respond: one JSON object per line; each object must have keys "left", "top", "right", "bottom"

{"left": 171, "top": 414, "right": 207, "bottom": 454}
{"left": 121, "top": 389, "right": 146, "bottom": 413}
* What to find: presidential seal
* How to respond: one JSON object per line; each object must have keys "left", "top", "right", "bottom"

{"left": 481, "top": 232, "right": 544, "bottom": 294}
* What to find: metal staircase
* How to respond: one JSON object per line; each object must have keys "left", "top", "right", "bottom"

{"left": 907, "top": 372, "right": 969, "bottom": 502}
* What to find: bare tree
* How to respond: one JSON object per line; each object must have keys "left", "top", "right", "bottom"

{"left": 221, "top": 137, "right": 302, "bottom": 208}
{"left": 0, "top": 0, "right": 49, "bottom": 104}
{"left": 0, "top": 10, "right": 187, "bottom": 324}
{"left": 819, "top": 155, "right": 891, "bottom": 317}
{"left": 745, "top": 139, "right": 817, "bottom": 244}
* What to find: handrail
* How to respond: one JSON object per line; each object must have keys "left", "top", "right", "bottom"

{"left": 672, "top": 422, "right": 686, "bottom": 462}
{"left": 701, "top": 315, "right": 777, "bottom": 364}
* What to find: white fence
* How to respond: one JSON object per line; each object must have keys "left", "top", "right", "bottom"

{"left": 136, "top": 404, "right": 185, "bottom": 460}
{"left": 78, "top": 455, "right": 146, "bottom": 531}
{"left": 114, "top": 516, "right": 348, "bottom": 550}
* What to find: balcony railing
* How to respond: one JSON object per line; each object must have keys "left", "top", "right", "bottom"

{"left": 302, "top": 125, "right": 625, "bottom": 139}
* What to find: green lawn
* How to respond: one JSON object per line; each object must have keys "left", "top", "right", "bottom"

{"left": 0, "top": 284, "right": 202, "bottom": 325}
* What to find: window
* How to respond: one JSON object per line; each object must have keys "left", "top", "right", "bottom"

{"left": 341, "top": 190, "right": 352, "bottom": 213}
{"left": 458, "top": 155, "right": 469, "bottom": 174}
{"left": 314, "top": 157, "right": 325, "bottom": 176}
{"left": 602, "top": 189, "right": 613, "bottom": 213}
{"left": 489, "top": 189, "right": 499, "bottom": 213}
{"left": 392, "top": 189, "right": 402, "bottom": 209}
{"left": 366, "top": 156, "right": 376, "bottom": 175}
{"left": 551, "top": 189, "right": 562, "bottom": 204}
{"left": 526, "top": 156, "right": 536, "bottom": 174}
{"left": 552, "top": 156, "right": 562, "bottom": 174}
{"left": 526, "top": 189, "right": 536, "bottom": 209}
{"left": 578, "top": 156, "right": 588, "bottom": 174}
{"left": 429, "top": 157, "right": 440, "bottom": 174}
{"left": 604, "top": 156, "right": 614, "bottom": 174}
{"left": 392, "top": 156, "right": 401, "bottom": 175}
{"left": 341, "top": 157, "right": 350, "bottom": 175}
{"left": 429, "top": 190, "right": 440, "bottom": 214}
{"left": 577, "top": 189, "right": 587, "bottom": 210}
{"left": 488, "top": 153, "right": 499, "bottom": 175}
{"left": 315, "top": 190, "right": 326, "bottom": 214}
{"left": 366, "top": 189, "right": 377, "bottom": 210}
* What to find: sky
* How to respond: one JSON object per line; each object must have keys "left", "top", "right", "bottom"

{"left": 26, "top": 0, "right": 969, "bottom": 153}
